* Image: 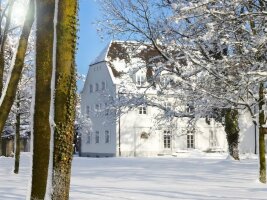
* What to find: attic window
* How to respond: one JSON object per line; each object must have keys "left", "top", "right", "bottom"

{"left": 186, "top": 103, "right": 194, "bottom": 113}
{"left": 136, "top": 73, "right": 146, "bottom": 87}
{"left": 89, "top": 84, "right": 93, "bottom": 93}
{"left": 139, "top": 106, "right": 147, "bottom": 114}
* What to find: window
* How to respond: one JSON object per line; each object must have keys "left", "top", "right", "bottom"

{"left": 95, "top": 131, "right": 100, "bottom": 144}
{"left": 101, "top": 81, "right": 106, "bottom": 90}
{"left": 164, "top": 130, "right": 171, "bottom": 149}
{"left": 209, "top": 130, "right": 217, "bottom": 147}
{"left": 95, "top": 83, "right": 99, "bottom": 91}
{"left": 86, "top": 106, "right": 90, "bottom": 117}
{"left": 139, "top": 106, "right": 147, "bottom": 114}
{"left": 86, "top": 132, "right": 91, "bottom": 144}
{"left": 187, "top": 132, "right": 194, "bottom": 148}
{"left": 95, "top": 104, "right": 101, "bottom": 112}
{"left": 105, "top": 103, "right": 109, "bottom": 116}
{"left": 105, "top": 130, "right": 110, "bottom": 143}
{"left": 89, "top": 84, "right": 93, "bottom": 93}
{"left": 186, "top": 103, "right": 194, "bottom": 113}
{"left": 136, "top": 73, "right": 146, "bottom": 87}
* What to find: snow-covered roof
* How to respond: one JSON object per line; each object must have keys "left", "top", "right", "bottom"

{"left": 90, "top": 40, "right": 161, "bottom": 79}
{"left": 90, "top": 43, "right": 111, "bottom": 65}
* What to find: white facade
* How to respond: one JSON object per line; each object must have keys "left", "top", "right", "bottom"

{"left": 80, "top": 41, "right": 261, "bottom": 157}
{"left": 81, "top": 60, "right": 117, "bottom": 157}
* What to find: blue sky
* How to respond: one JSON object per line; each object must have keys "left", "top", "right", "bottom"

{"left": 77, "top": 0, "right": 109, "bottom": 91}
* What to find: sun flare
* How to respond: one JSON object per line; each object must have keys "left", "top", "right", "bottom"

{"left": 11, "top": 0, "right": 28, "bottom": 26}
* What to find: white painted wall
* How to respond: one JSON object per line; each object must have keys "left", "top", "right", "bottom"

{"left": 238, "top": 110, "right": 257, "bottom": 154}
{"left": 81, "top": 62, "right": 117, "bottom": 156}
{"left": 118, "top": 106, "right": 228, "bottom": 157}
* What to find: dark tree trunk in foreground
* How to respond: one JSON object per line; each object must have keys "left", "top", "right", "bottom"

{"left": 14, "top": 99, "right": 21, "bottom": 174}
{"left": 30, "top": 0, "right": 55, "bottom": 199}
{"left": 52, "top": 0, "right": 78, "bottom": 199}
{"left": 258, "top": 82, "right": 266, "bottom": 183}
{"left": 224, "top": 109, "right": 240, "bottom": 160}
{"left": 0, "top": 0, "right": 34, "bottom": 157}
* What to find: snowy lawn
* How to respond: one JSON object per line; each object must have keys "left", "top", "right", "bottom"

{"left": 0, "top": 153, "right": 266, "bottom": 200}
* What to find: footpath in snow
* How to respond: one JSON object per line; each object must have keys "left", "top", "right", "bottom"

{"left": 0, "top": 152, "right": 266, "bottom": 200}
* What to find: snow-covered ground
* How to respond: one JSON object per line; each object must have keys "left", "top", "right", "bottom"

{"left": 0, "top": 152, "right": 266, "bottom": 200}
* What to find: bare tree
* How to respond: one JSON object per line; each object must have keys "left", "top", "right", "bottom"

{"left": 98, "top": 0, "right": 267, "bottom": 182}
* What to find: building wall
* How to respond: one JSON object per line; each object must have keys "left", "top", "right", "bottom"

{"left": 80, "top": 62, "right": 117, "bottom": 157}
{"left": 119, "top": 106, "right": 228, "bottom": 157}
{"left": 80, "top": 62, "right": 263, "bottom": 157}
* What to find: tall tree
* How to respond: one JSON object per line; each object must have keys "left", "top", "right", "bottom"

{"left": 99, "top": 0, "right": 267, "bottom": 182}
{"left": 0, "top": 0, "right": 15, "bottom": 156}
{"left": 0, "top": 0, "right": 15, "bottom": 96}
{"left": 13, "top": 63, "right": 34, "bottom": 173}
{"left": 0, "top": 0, "right": 34, "bottom": 157}
{"left": 30, "top": 0, "right": 55, "bottom": 199}
{"left": 51, "top": 0, "right": 78, "bottom": 199}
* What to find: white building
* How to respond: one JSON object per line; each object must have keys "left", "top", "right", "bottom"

{"left": 80, "top": 41, "right": 260, "bottom": 157}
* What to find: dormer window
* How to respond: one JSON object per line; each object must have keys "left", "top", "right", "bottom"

{"left": 95, "top": 83, "right": 99, "bottom": 91}
{"left": 89, "top": 84, "right": 93, "bottom": 93}
{"left": 139, "top": 106, "right": 147, "bottom": 114}
{"left": 186, "top": 103, "right": 194, "bottom": 113}
{"left": 136, "top": 73, "right": 146, "bottom": 87}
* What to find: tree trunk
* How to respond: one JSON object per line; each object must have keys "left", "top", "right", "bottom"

{"left": 0, "top": 0, "right": 34, "bottom": 156}
{"left": 224, "top": 109, "right": 240, "bottom": 160}
{"left": 0, "top": 0, "right": 15, "bottom": 156}
{"left": 30, "top": 0, "right": 55, "bottom": 199}
{"left": 14, "top": 99, "right": 20, "bottom": 174}
{"left": 258, "top": 82, "right": 266, "bottom": 183}
{"left": 51, "top": 0, "right": 78, "bottom": 199}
